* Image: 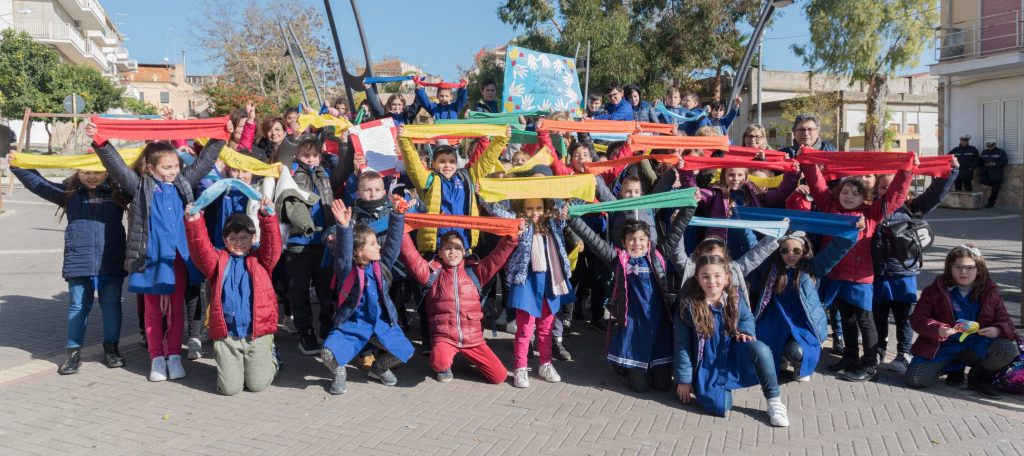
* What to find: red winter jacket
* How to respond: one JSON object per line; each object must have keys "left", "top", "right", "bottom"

{"left": 400, "top": 233, "right": 517, "bottom": 348}
{"left": 910, "top": 276, "right": 1018, "bottom": 359}
{"left": 801, "top": 164, "right": 911, "bottom": 283}
{"left": 185, "top": 212, "right": 282, "bottom": 340}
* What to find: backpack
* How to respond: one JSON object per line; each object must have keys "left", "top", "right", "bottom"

{"left": 881, "top": 203, "right": 934, "bottom": 269}
{"left": 994, "top": 339, "right": 1024, "bottom": 394}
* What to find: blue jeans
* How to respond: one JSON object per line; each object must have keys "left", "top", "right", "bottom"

{"left": 747, "top": 339, "right": 781, "bottom": 399}
{"left": 67, "top": 276, "right": 124, "bottom": 348}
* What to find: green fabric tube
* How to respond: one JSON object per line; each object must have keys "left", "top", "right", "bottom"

{"left": 568, "top": 187, "right": 697, "bottom": 217}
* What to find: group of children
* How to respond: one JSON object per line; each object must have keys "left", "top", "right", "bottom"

{"left": 9, "top": 78, "right": 1020, "bottom": 427}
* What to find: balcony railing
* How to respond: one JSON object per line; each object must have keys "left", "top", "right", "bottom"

{"left": 14, "top": 21, "right": 87, "bottom": 55}
{"left": 936, "top": 10, "right": 1022, "bottom": 62}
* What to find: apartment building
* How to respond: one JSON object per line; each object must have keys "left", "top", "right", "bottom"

{"left": 0, "top": 0, "right": 136, "bottom": 76}
{"left": 931, "top": 0, "right": 1023, "bottom": 208}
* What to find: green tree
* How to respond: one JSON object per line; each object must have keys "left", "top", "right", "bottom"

{"left": 774, "top": 90, "right": 840, "bottom": 148}
{"left": 0, "top": 29, "right": 62, "bottom": 118}
{"left": 794, "top": 0, "right": 938, "bottom": 150}
{"left": 201, "top": 82, "right": 280, "bottom": 117}
{"left": 49, "top": 64, "right": 123, "bottom": 114}
{"left": 118, "top": 96, "right": 160, "bottom": 116}
{"left": 193, "top": 1, "right": 338, "bottom": 109}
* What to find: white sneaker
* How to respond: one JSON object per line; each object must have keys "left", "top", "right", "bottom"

{"left": 538, "top": 363, "right": 561, "bottom": 383}
{"left": 149, "top": 357, "right": 167, "bottom": 382}
{"left": 166, "top": 355, "right": 187, "bottom": 380}
{"left": 767, "top": 397, "right": 790, "bottom": 427}
{"left": 186, "top": 338, "right": 203, "bottom": 360}
{"left": 505, "top": 320, "right": 518, "bottom": 335}
{"left": 795, "top": 374, "right": 812, "bottom": 383}
{"left": 513, "top": 367, "right": 530, "bottom": 388}
{"left": 283, "top": 316, "right": 298, "bottom": 334}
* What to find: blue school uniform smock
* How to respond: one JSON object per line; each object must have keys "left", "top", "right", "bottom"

{"left": 693, "top": 305, "right": 760, "bottom": 417}
{"left": 606, "top": 256, "right": 673, "bottom": 370}
{"left": 910, "top": 287, "right": 991, "bottom": 369}
{"left": 873, "top": 275, "right": 918, "bottom": 305}
{"left": 756, "top": 269, "right": 821, "bottom": 377}
{"left": 507, "top": 236, "right": 576, "bottom": 318}
{"left": 819, "top": 277, "right": 873, "bottom": 311}
{"left": 221, "top": 255, "right": 253, "bottom": 338}
{"left": 206, "top": 189, "right": 250, "bottom": 249}
{"left": 323, "top": 264, "right": 414, "bottom": 364}
{"left": 128, "top": 182, "right": 195, "bottom": 294}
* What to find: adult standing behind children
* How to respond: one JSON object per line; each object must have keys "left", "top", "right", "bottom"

{"left": 979, "top": 140, "right": 1007, "bottom": 208}
{"left": 948, "top": 135, "right": 980, "bottom": 192}
{"left": 779, "top": 114, "right": 837, "bottom": 158}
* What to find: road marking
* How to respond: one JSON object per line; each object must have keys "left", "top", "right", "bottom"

{"left": 0, "top": 249, "right": 63, "bottom": 254}
{"left": 929, "top": 214, "right": 1021, "bottom": 222}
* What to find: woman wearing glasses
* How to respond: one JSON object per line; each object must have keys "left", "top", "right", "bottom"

{"left": 905, "top": 245, "right": 1019, "bottom": 398}
{"left": 753, "top": 229, "right": 857, "bottom": 383}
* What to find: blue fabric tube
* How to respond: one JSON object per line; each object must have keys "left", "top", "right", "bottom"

{"left": 732, "top": 207, "right": 861, "bottom": 241}
{"left": 655, "top": 102, "right": 705, "bottom": 122}
{"left": 189, "top": 178, "right": 270, "bottom": 215}
{"left": 365, "top": 76, "right": 414, "bottom": 84}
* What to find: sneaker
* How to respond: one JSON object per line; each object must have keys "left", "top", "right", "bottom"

{"left": 149, "top": 357, "right": 168, "bottom": 382}
{"left": 506, "top": 320, "right": 518, "bottom": 335}
{"left": 282, "top": 316, "right": 298, "bottom": 334}
{"left": 495, "top": 313, "right": 508, "bottom": 326}
{"left": 369, "top": 367, "right": 398, "bottom": 386}
{"left": 166, "top": 355, "right": 186, "bottom": 380}
{"left": 513, "top": 367, "right": 530, "bottom": 388}
{"left": 767, "top": 397, "right": 790, "bottom": 427}
{"left": 322, "top": 350, "right": 346, "bottom": 395}
{"left": 795, "top": 374, "right": 812, "bottom": 383}
{"left": 888, "top": 354, "right": 911, "bottom": 373}
{"left": 538, "top": 363, "right": 561, "bottom": 383}
{"left": 437, "top": 369, "right": 454, "bottom": 383}
{"left": 186, "top": 337, "right": 203, "bottom": 360}
{"left": 298, "top": 330, "right": 321, "bottom": 356}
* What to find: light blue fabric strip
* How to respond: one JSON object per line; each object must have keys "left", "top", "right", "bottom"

{"left": 365, "top": 76, "right": 414, "bottom": 84}
{"left": 732, "top": 207, "right": 861, "bottom": 241}
{"left": 189, "top": 178, "right": 270, "bottom": 215}
{"left": 689, "top": 216, "right": 788, "bottom": 238}
{"left": 655, "top": 102, "right": 705, "bottom": 123}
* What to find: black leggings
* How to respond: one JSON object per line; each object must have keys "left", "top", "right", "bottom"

{"left": 837, "top": 299, "right": 878, "bottom": 367}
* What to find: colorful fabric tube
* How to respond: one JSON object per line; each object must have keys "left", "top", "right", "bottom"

{"left": 583, "top": 154, "right": 679, "bottom": 174}
{"left": 476, "top": 174, "right": 595, "bottom": 203}
{"left": 797, "top": 149, "right": 915, "bottom": 175}
{"left": 436, "top": 118, "right": 521, "bottom": 126}
{"left": 628, "top": 134, "right": 730, "bottom": 151}
{"left": 511, "top": 127, "right": 538, "bottom": 144}
{"left": 189, "top": 178, "right": 270, "bottom": 215}
{"left": 11, "top": 148, "right": 142, "bottom": 171}
{"left": 401, "top": 124, "right": 509, "bottom": 140}
{"left": 468, "top": 110, "right": 549, "bottom": 120}
{"left": 404, "top": 213, "right": 520, "bottom": 237}
{"left": 654, "top": 102, "right": 706, "bottom": 122}
{"left": 538, "top": 119, "right": 638, "bottom": 134}
{"left": 913, "top": 156, "right": 955, "bottom": 178}
{"left": 588, "top": 133, "right": 630, "bottom": 142}
{"left": 688, "top": 216, "right": 789, "bottom": 239}
{"left": 296, "top": 113, "right": 352, "bottom": 133}
{"left": 710, "top": 169, "right": 786, "bottom": 189}
{"left": 91, "top": 116, "right": 230, "bottom": 143}
{"left": 725, "top": 145, "right": 788, "bottom": 159}
{"left": 732, "top": 207, "right": 862, "bottom": 242}
{"left": 683, "top": 155, "right": 797, "bottom": 172}
{"left": 568, "top": 187, "right": 697, "bottom": 217}
{"left": 636, "top": 122, "right": 676, "bottom": 135}
{"left": 412, "top": 76, "right": 466, "bottom": 89}
{"left": 194, "top": 139, "right": 283, "bottom": 178}
{"left": 506, "top": 147, "right": 555, "bottom": 175}
{"left": 364, "top": 76, "right": 414, "bottom": 84}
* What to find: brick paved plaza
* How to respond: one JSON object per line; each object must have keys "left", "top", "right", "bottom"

{"left": 1, "top": 187, "right": 1022, "bottom": 455}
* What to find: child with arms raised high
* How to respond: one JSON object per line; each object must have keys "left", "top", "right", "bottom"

{"left": 320, "top": 199, "right": 411, "bottom": 394}
{"left": 185, "top": 198, "right": 280, "bottom": 395}
{"left": 89, "top": 122, "right": 228, "bottom": 382}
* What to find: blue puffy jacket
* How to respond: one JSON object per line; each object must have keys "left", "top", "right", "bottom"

{"left": 593, "top": 99, "right": 634, "bottom": 121}
{"left": 12, "top": 168, "right": 128, "bottom": 279}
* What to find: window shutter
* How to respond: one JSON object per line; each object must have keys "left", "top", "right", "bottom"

{"left": 982, "top": 101, "right": 999, "bottom": 146}
{"left": 1002, "top": 98, "right": 1020, "bottom": 164}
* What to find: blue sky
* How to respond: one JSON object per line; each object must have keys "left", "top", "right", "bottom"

{"left": 102, "top": 0, "right": 936, "bottom": 80}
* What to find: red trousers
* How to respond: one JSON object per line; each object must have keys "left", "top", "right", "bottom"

{"left": 430, "top": 340, "right": 508, "bottom": 384}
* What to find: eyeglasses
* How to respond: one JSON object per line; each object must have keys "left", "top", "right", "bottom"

{"left": 745, "top": 135, "right": 765, "bottom": 140}
{"left": 952, "top": 265, "right": 977, "bottom": 272}
{"left": 795, "top": 128, "right": 819, "bottom": 133}
{"left": 780, "top": 248, "right": 803, "bottom": 255}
